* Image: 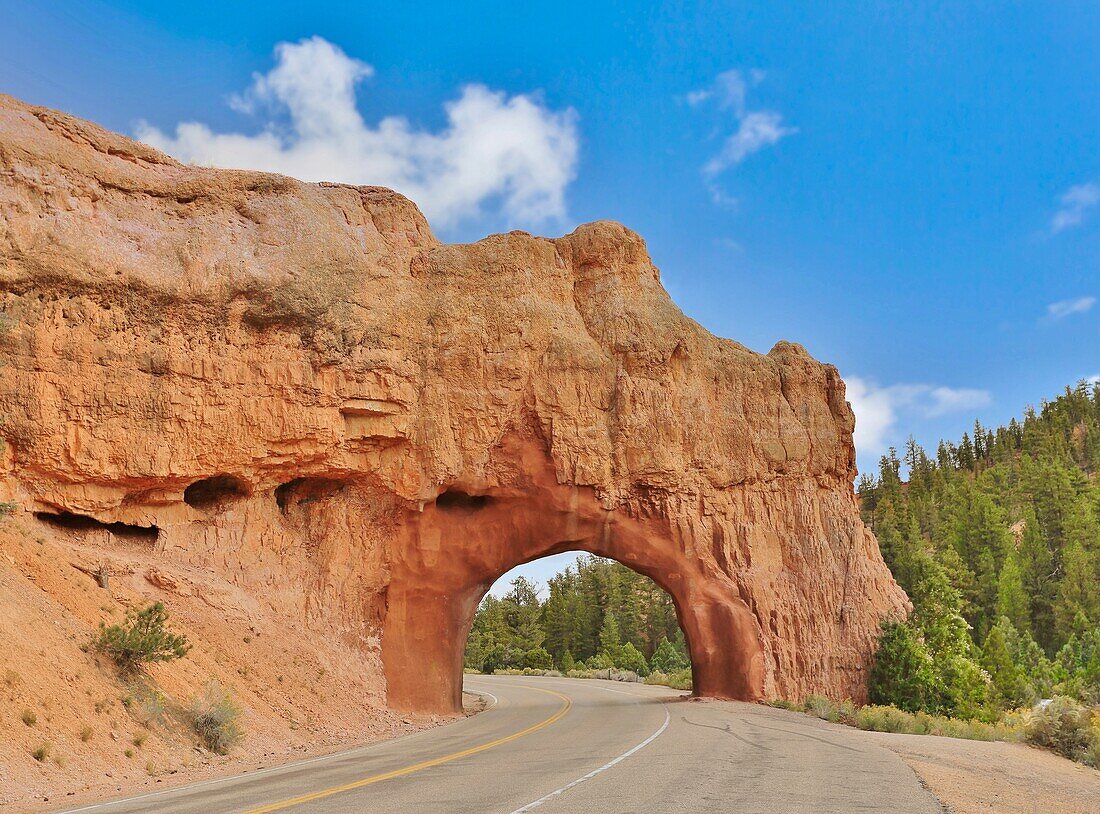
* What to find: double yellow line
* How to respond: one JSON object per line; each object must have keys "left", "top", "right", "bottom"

{"left": 244, "top": 686, "right": 572, "bottom": 813}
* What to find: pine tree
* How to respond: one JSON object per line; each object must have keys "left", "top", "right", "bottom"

{"left": 982, "top": 619, "right": 1033, "bottom": 709}
{"left": 996, "top": 550, "right": 1030, "bottom": 633}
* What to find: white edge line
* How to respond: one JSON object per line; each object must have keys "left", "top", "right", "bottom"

{"left": 56, "top": 686, "right": 501, "bottom": 814}
{"left": 507, "top": 706, "right": 671, "bottom": 814}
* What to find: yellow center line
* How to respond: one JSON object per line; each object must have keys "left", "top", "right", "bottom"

{"left": 243, "top": 685, "right": 572, "bottom": 813}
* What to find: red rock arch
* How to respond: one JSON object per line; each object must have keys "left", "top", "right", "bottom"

{"left": 0, "top": 97, "right": 910, "bottom": 722}
{"left": 382, "top": 436, "right": 764, "bottom": 712}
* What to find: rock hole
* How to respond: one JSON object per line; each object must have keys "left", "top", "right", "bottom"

{"left": 183, "top": 475, "right": 250, "bottom": 511}
{"left": 34, "top": 511, "right": 159, "bottom": 542}
{"left": 435, "top": 489, "right": 491, "bottom": 511}
{"left": 275, "top": 477, "right": 346, "bottom": 513}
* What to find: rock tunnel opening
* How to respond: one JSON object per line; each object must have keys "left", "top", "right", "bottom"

{"left": 381, "top": 476, "right": 767, "bottom": 714}
{"left": 435, "top": 489, "right": 492, "bottom": 511}
{"left": 463, "top": 552, "right": 693, "bottom": 682}
{"left": 183, "top": 474, "right": 250, "bottom": 511}
{"left": 33, "top": 510, "right": 160, "bottom": 543}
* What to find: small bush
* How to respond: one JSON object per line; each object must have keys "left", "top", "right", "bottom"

{"left": 132, "top": 730, "right": 148, "bottom": 748}
{"left": 92, "top": 602, "right": 190, "bottom": 674}
{"left": 856, "top": 705, "right": 913, "bottom": 733}
{"left": 133, "top": 689, "right": 167, "bottom": 726}
{"left": 1024, "top": 697, "right": 1100, "bottom": 764}
{"left": 768, "top": 698, "right": 800, "bottom": 711}
{"left": 31, "top": 742, "right": 50, "bottom": 762}
{"left": 803, "top": 695, "right": 838, "bottom": 722}
{"left": 80, "top": 724, "right": 93, "bottom": 742}
{"left": 650, "top": 637, "right": 688, "bottom": 674}
{"left": 21, "top": 708, "right": 36, "bottom": 726}
{"left": 190, "top": 681, "right": 242, "bottom": 755}
{"left": 665, "top": 668, "right": 693, "bottom": 690}
{"left": 523, "top": 647, "right": 554, "bottom": 671}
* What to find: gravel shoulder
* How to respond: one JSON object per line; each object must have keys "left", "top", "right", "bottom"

{"left": 863, "top": 730, "right": 1100, "bottom": 814}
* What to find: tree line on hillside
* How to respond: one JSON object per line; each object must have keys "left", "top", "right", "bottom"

{"left": 464, "top": 555, "right": 691, "bottom": 677}
{"left": 860, "top": 380, "right": 1100, "bottom": 718}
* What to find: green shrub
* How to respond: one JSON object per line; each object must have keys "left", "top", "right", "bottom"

{"left": 92, "top": 603, "right": 190, "bottom": 674}
{"left": 524, "top": 647, "right": 554, "bottom": 671}
{"left": 481, "top": 645, "right": 505, "bottom": 675}
{"left": 650, "top": 637, "right": 688, "bottom": 674}
{"left": 32, "top": 742, "right": 50, "bottom": 762}
{"left": 585, "top": 652, "right": 615, "bottom": 670}
{"left": 1024, "top": 697, "right": 1099, "bottom": 764}
{"left": 869, "top": 621, "right": 940, "bottom": 713}
{"left": 614, "top": 643, "right": 650, "bottom": 676}
{"left": 21, "top": 708, "right": 36, "bottom": 726}
{"left": 190, "top": 681, "right": 242, "bottom": 755}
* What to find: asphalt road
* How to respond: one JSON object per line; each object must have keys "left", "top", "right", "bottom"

{"left": 57, "top": 676, "right": 942, "bottom": 814}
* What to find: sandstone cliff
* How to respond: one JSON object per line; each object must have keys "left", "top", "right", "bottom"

{"left": 0, "top": 91, "right": 908, "bottom": 733}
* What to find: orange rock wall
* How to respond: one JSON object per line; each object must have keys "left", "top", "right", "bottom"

{"left": 0, "top": 95, "right": 908, "bottom": 713}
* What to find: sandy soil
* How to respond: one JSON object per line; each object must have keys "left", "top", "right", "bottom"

{"left": 867, "top": 731, "right": 1100, "bottom": 814}
{"left": 0, "top": 514, "right": 462, "bottom": 814}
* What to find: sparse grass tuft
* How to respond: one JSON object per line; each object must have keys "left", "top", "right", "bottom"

{"left": 21, "top": 708, "right": 37, "bottom": 726}
{"left": 190, "top": 681, "right": 242, "bottom": 755}
{"left": 766, "top": 698, "right": 1025, "bottom": 745}
{"left": 80, "top": 724, "right": 94, "bottom": 742}
{"left": 31, "top": 742, "right": 50, "bottom": 762}
{"left": 132, "top": 730, "right": 148, "bottom": 748}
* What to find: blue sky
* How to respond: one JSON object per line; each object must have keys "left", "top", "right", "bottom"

{"left": 3, "top": 1, "right": 1097, "bottom": 596}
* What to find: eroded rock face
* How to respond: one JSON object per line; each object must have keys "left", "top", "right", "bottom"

{"left": 0, "top": 95, "right": 908, "bottom": 712}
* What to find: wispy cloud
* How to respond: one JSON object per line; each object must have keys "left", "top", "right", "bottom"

{"left": 1051, "top": 183, "right": 1100, "bottom": 233}
{"left": 1047, "top": 296, "right": 1096, "bottom": 319}
{"left": 703, "top": 111, "right": 796, "bottom": 177}
{"left": 687, "top": 69, "right": 795, "bottom": 203}
{"left": 137, "top": 37, "right": 579, "bottom": 227}
{"left": 845, "top": 376, "right": 991, "bottom": 456}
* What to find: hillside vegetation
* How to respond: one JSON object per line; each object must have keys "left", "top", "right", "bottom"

{"left": 858, "top": 380, "right": 1099, "bottom": 721}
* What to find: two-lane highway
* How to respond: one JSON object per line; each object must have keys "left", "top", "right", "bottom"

{"left": 58, "top": 676, "right": 941, "bottom": 813}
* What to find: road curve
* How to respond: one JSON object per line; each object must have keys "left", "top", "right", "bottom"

{"left": 56, "top": 676, "right": 941, "bottom": 814}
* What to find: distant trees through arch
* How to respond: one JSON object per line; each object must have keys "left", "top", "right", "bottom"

{"left": 465, "top": 554, "right": 691, "bottom": 679}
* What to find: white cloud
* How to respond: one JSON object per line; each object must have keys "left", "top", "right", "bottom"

{"left": 687, "top": 68, "right": 795, "bottom": 196}
{"left": 1046, "top": 296, "right": 1096, "bottom": 319}
{"left": 1051, "top": 183, "right": 1100, "bottom": 233}
{"left": 703, "top": 111, "right": 797, "bottom": 177}
{"left": 137, "top": 37, "right": 579, "bottom": 227}
{"left": 845, "top": 376, "right": 991, "bottom": 455}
